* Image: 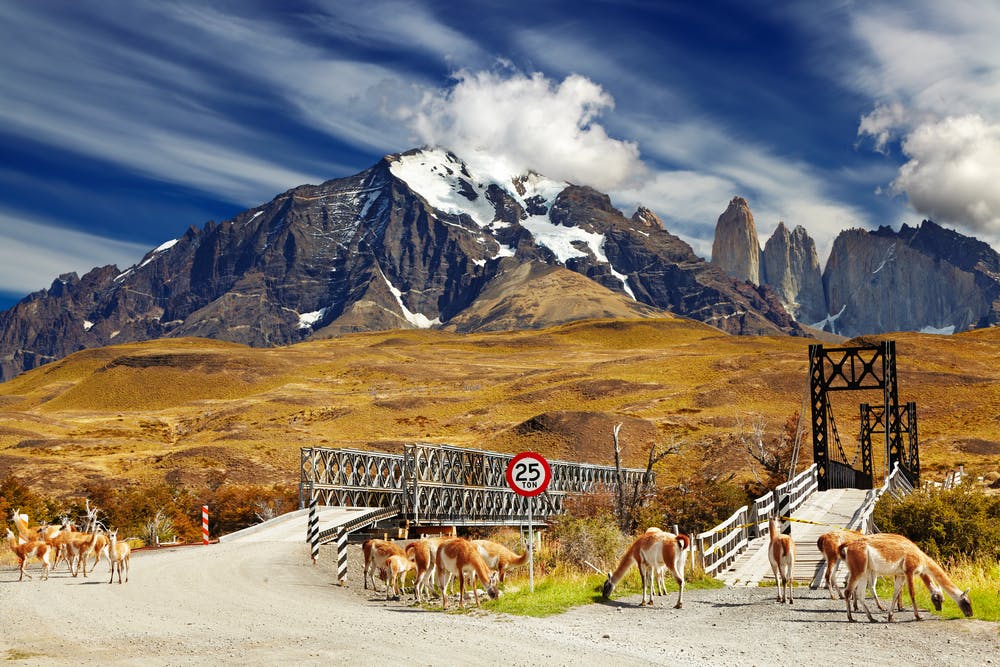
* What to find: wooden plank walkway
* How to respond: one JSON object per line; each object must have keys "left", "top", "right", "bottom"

{"left": 717, "top": 488, "right": 869, "bottom": 588}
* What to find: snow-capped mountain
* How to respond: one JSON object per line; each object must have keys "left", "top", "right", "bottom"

{"left": 0, "top": 148, "right": 802, "bottom": 382}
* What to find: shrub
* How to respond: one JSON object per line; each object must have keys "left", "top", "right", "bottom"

{"left": 874, "top": 486, "right": 1000, "bottom": 562}
{"left": 0, "top": 476, "right": 60, "bottom": 525}
{"left": 548, "top": 513, "right": 629, "bottom": 573}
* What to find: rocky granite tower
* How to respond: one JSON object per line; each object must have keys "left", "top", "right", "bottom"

{"left": 762, "top": 222, "right": 826, "bottom": 324}
{"left": 711, "top": 196, "right": 761, "bottom": 285}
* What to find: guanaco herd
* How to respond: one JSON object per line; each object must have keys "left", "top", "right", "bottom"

{"left": 4, "top": 509, "right": 131, "bottom": 584}
{"left": 8, "top": 505, "right": 974, "bottom": 623}
{"left": 363, "top": 536, "right": 529, "bottom": 608}
{"left": 361, "top": 518, "right": 973, "bottom": 623}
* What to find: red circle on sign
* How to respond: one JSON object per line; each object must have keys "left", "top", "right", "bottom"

{"left": 505, "top": 451, "right": 552, "bottom": 497}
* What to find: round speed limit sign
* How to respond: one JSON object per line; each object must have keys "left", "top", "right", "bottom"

{"left": 505, "top": 451, "right": 552, "bottom": 497}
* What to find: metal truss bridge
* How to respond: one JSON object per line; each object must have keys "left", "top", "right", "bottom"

{"left": 299, "top": 442, "right": 650, "bottom": 529}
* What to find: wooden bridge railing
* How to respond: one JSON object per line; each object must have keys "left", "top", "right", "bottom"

{"left": 847, "top": 462, "right": 914, "bottom": 533}
{"left": 300, "top": 443, "right": 650, "bottom": 526}
{"left": 697, "top": 464, "right": 819, "bottom": 575}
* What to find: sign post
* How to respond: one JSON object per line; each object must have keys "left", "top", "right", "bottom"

{"left": 505, "top": 451, "right": 552, "bottom": 593}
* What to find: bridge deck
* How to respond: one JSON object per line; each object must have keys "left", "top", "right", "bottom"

{"left": 717, "top": 488, "right": 868, "bottom": 588}
{"left": 219, "top": 506, "right": 389, "bottom": 543}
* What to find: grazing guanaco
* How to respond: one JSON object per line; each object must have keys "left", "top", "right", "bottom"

{"left": 384, "top": 554, "right": 416, "bottom": 600}
{"left": 6, "top": 528, "right": 51, "bottom": 581}
{"left": 471, "top": 539, "right": 530, "bottom": 583}
{"left": 436, "top": 537, "right": 499, "bottom": 609}
{"left": 362, "top": 539, "right": 406, "bottom": 592}
{"left": 817, "top": 529, "right": 902, "bottom": 611}
{"left": 405, "top": 537, "right": 445, "bottom": 602}
{"left": 108, "top": 528, "right": 131, "bottom": 584}
{"left": 602, "top": 530, "right": 689, "bottom": 608}
{"left": 767, "top": 517, "right": 795, "bottom": 604}
{"left": 840, "top": 533, "right": 971, "bottom": 622}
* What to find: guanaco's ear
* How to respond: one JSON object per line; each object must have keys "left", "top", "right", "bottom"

{"left": 606, "top": 572, "right": 613, "bottom": 580}
{"left": 963, "top": 588, "right": 971, "bottom": 595}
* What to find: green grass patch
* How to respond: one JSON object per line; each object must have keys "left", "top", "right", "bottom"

{"left": 482, "top": 568, "right": 724, "bottom": 617}
{"left": 868, "top": 558, "right": 1000, "bottom": 622}
{"left": 482, "top": 572, "right": 605, "bottom": 616}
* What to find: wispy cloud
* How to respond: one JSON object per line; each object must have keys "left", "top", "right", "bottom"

{"left": 0, "top": 3, "right": 439, "bottom": 206}
{"left": 0, "top": 209, "right": 150, "bottom": 295}
{"left": 848, "top": 0, "right": 1000, "bottom": 245}
{"left": 616, "top": 118, "right": 869, "bottom": 261}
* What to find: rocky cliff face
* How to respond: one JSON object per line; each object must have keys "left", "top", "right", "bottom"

{"left": 709, "top": 198, "right": 1000, "bottom": 337}
{"left": 711, "top": 196, "right": 761, "bottom": 286}
{"left": 761, "top": 222, "right": 826, "bottom": 324}
{"left": 822, "top": 223, "right": 1000, "bottom": 336}
{"left": 0, "top": 149, "right": 804, "bottom": 382}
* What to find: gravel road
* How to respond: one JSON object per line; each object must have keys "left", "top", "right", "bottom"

{"left": 2, "top": 529, "right": 998, "bottom": 666}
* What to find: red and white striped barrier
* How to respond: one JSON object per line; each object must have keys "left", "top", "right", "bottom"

{"left": 202, "top": 505, "right": 209, "bottom": 545}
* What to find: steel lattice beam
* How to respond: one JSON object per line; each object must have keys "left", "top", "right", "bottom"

{"left": 300, "top": 443, "right": 650, "bottom": 527}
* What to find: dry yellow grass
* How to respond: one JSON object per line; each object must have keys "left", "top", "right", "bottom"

{"left": 0, "top": 318, "right": 997, "bottom": 498}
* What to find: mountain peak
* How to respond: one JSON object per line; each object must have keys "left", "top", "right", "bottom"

{"left": 0, "top": 149, "right": 807, "bottom": 382}
{"left": 711, "top": 195, "right": 761, "bottom": 285}
{"left": 631, "top": 206, "right": 665, "bottom": 230}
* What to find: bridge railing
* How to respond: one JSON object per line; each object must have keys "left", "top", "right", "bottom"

{"left": 300, "top": 444, "right": 649, "bottom": 526}
{"left": 697, "top": 464, "right": 819, "bottom": 576}
{"left": 847, "top": 462, "right": 913, "bottom": 533}
{"left": 696, "top": 506, "right": 749, "bottom": 576}
{"left": 747, "top": 491, "right": 775, "bottom": 539}
{"left": 777, "top": 464, "right": 819, "bottom": 517}
{"left": 299, "top": 448, "right": 405, "bottom": 508}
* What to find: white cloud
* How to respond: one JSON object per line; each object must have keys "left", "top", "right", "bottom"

{"left": 850, "top": 1, "right": 1000, "bottom": 242}
{"left": 892, "top": 115, "right": 1000, "bottom": 238}
{"left": 406, "top": 69, "right": 644, "bottom": 191}
{"left": 0, "top": 210, "right": 149, "bottom": 295}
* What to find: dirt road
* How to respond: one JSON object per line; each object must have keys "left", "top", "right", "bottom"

{"left": 2, "top": 522, "right": 998, "bottom": 666}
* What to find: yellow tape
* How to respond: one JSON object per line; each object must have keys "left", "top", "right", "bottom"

{"left": 700, "top": 516, "right": 847, "bottom": 539}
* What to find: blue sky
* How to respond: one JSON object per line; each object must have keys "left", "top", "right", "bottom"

{"left": 3, "top": 0, "right": 1000, "bottom": 312}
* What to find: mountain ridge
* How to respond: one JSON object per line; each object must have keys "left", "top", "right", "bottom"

{"left": 0, "top": 147, "right": 804, "bottom": 382}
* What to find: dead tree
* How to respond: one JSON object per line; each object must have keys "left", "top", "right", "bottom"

{"left": 612, "top": 422, "right": 681, "bottom": 533}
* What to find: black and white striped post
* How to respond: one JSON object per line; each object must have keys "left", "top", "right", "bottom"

{"left": 307, "top": 497, "right": 319, "bottom": 564}
{"left": 337, "top": 530, "right": 349, "bottom": 586}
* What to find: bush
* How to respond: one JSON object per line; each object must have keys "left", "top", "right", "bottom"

{"left": 0, "top": 476, "right": 61, "bottom": 525}
{"left": 652, "top": 477, "right": 750, "bottom": 536}
{"left": 547, "top": 512, "right": 629, "bottom": 574}
{"left": 3, "top": 477, "right": 298, "bottom": 544}
{"left": 874, "top": 486, "right": 1000, "bottom": 562}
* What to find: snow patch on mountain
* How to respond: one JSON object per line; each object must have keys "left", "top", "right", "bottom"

{"left": 389, "top": 148, "right": 633, "bottom": 297}
{"left": 389, "top": 149, "right": 498, "bottom": 228}
{"left": 298, "top": 308, "right": 327, "bottom": 329}
{"left": 375, "top": 264, "right": 440, "bottom": 329}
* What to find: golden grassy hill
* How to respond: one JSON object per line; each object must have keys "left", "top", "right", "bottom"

{"left": 0, "top": 316, "right": 997, "bottom": 499}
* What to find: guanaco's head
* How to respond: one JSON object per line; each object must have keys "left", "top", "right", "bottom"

{"left": 601, "top": 573, "right": 614, "bottom": 599}
{"left": 930, "top": 590, "right": 944, "bottom": 611}
{"left": 486, "top": 570, "right": 500, "bottom": 599}
{"left": 958, "top": 589, "right": 974, "bottom": 617}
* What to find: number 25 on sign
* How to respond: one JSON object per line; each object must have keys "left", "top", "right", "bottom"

{"left": 505, "top": 452, "right": 551, "bottom": 593}
{"left": 505, "top": 452, "right": 552, "bottom": 496}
